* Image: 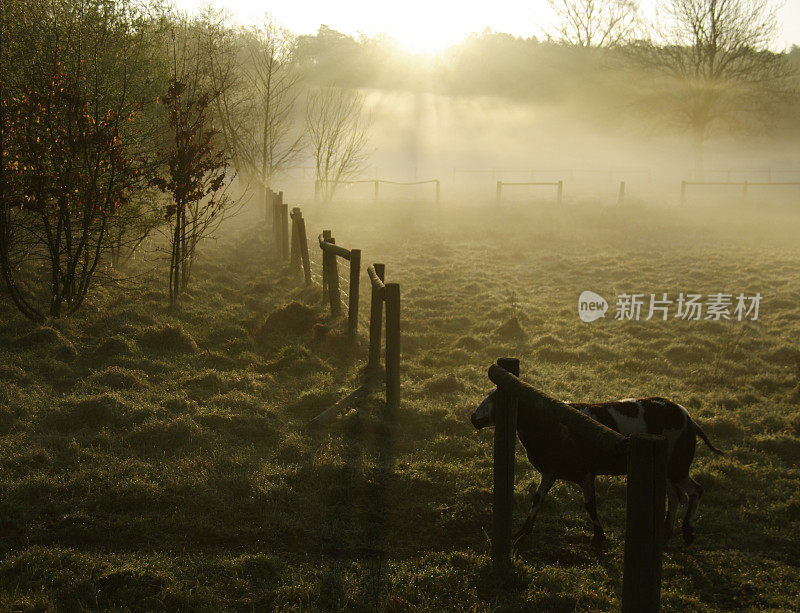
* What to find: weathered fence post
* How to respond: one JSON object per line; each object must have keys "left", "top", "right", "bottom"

{"left": 280, "top": 196, "right": 289, "bottom": 260}
{"left": 347, "top": 249, "right": 361, "bottom": 337}
{"left": 618, "top": 181, "right": 626, "bottom": 206}
{"left": 680, "top": 181, "right": 687, "bottom": 205}
{"left": 384, "top": 282, "right": 400, "bottom": 410}
{"left": 496, "top": 181, "right": 502, "bottom": 205}
{"left": 321, "top": 230, "right": 331, "bottom": 305}
{"left": 492, "top": 357, "right": 519, "bottom": 574}
{"left": 622, "top": 434, "right": 668, "bottom": 613}
{"left": 290, "top": 208, "right": 302, "bottom": 273}
{"left": 557, "top": 180, "right": 564, "bottom": 204}
{"left": 297, "top": 213, "right": 311, "bottom": 285}
{"left": 272, "top": 190, "right": 280, "bottom": 245}
{"left": 368, "top": 263, "right": 385, "bottom": 371}
{"left": 327, "top": 237, "right": 341, "bottom": 316}
{"left": 264, "top": 186, "right": 271, "bottom": 221}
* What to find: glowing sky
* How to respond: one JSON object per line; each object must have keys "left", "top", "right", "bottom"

{"left": 175, "top": 0, "right": 800, "bottom": 54}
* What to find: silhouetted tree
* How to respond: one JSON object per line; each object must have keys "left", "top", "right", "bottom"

{"left": 548, "top": 0, "right": 639, "bottom": 47}
{"left": 633, "top": 0, "right": 795, "bottom": 177}
{"left": 306, "top": 87, "right": 369, "bottom": 202}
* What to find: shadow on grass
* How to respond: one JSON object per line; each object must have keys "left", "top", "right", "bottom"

{"left": 317, "top": 399, "right": 398, "bottom": 609}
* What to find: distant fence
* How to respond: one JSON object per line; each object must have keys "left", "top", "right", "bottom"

{"left": 687, "top": 168, "right": 800, "bottom": 182}
{"left": 485, "top": 360, "right": 666, "bottom": 611}
{"left": 315, "top": 179, "right": 440, "bottom": 205}
{"left": 496, "top": 180, "right": 563, "bottom": 204}
{"left": 455, "top": 167, "right": 653, "bottom": 183}
{"left": 681, "top": 180, "right": 800, "bottom": 205}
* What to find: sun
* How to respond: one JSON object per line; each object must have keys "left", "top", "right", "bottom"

{"left": 382, "top": 6, "right": 475, "bottom": 55}
{"left": 387, "top": 21, "right": 468, "bottom": 55}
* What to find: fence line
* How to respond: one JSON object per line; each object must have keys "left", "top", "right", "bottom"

{"left": 496, "top": 180, "right": 563, "bottom": 205}
{"left": 455, "top": 167, "right": 653, "bottom": 182}
{"left": 315, "top": 178, "right": 440, "bottom": 205}
{"left": 318, "top": 230, "right": 361, "bottom": 337}
{"left": 680, "top": 180, "right": 800, "bottom": 204}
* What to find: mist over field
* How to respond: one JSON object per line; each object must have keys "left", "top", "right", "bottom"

{"left": 1, "top": 0, "right": 800, "bottom": 610}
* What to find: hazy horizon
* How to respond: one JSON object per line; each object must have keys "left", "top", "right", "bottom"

{"left": 175, "top": 0, "right": 800, "bottom": 53}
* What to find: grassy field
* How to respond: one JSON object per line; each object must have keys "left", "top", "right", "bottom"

{"left": 1, "top": 198, "right": 799, "bottom": 611}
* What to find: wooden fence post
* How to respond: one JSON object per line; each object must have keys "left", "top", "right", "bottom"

{"left": 622, "top": 434, "right": 668, "bottom": 613}
{"left": 618, "top": 181, "right": 626, "bottom": 206}
{"left": 327, "top": 237, "right": 341, "bottom": 316}
{"left": 492, "top": 357, "right": 519, "bottom": 574}
{"left": 290, "top": 208, "right": 301, "bottom": 272}
{"left": 264, "top": 186, "right": 271, "bottom": 221}
{"left": 273, "top": 191, "right": 284, "bottom": 257}
{"left": 321, "top": 230, "right": 331, "bottom": 305}
{"left": 496, "top": 181, "right": 502, "bottom": 205}
{"left": 557, "top": 180, "right": 563, "bottom": 204}
{"left": 280, "top": 196, "right": 289, "bottom": 260}
{"left": 368, "top": 263, "right": 385, "bottom": 371}
{"left": 347, "top": 249, "right": 361, "bottom": 337}
{"left": 297, "top": 214, "right": 311, "bottom": 285}
{"left": 384, "top": 282, "right": 400, "bottom": 410}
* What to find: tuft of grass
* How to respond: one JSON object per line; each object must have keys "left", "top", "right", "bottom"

{"left": 13, "top": 326, "right": 65, "bottom": 347}
{"left": 42, "top": 393, "right": 141, "bottom": 432}
{"left": 94, "top": 336, "right": 132, "bottom": 358}
{"left": 494, "top": 316, "right": 527, "bottom": 342}
{"left": 137, "top": 324, "right": 198, "bottom": 354}
{"left": 87, "top": 366, "right": 148, "bottom": 390}
{"left": 422, "top": 373, "right": 466, "bottom": 395}
{"left": 260, "top": 301, "right": 318, "bottom": 335}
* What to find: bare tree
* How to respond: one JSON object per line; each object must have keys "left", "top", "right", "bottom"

{"left": 548, "top": 0, "right": 639, "bottom": 47}
{"left": 206, "top": 12, "right": 303, "bottom": 205}
{"left": 306, "top": 87, "right": 370, "bottom": 202}
{"left": 633, "top": 0, "right": 795, "bottom": 177}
